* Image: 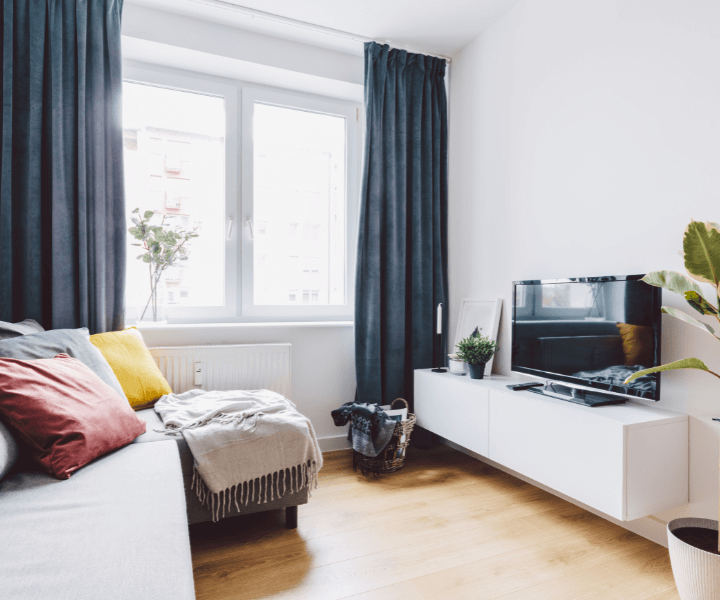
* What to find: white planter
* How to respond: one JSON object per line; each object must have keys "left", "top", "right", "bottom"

{"left": 668, "top": 518, "right": 720, "bottom": 600}
{"left": 448, "top": 359, "right": 467, "bottom": 375}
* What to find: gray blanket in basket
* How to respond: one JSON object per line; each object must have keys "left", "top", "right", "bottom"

{"left": 331, "top": 402, "right": 397, "bottom": 457}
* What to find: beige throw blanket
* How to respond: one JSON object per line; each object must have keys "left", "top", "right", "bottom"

{"left": 154, "top": 389, "right": 323, "bottom": 522}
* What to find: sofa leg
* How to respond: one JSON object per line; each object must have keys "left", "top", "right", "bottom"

{"left": 285, "top": 505, "right": 298, "bottom": 529}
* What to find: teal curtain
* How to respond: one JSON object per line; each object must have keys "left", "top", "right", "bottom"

{"left": 0, "top": 0, "right": 126, "bottom": 333}
{"left": 355, "top": 42, "right": 449, "bottom": 406}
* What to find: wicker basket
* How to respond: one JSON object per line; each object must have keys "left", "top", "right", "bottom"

{"left": 353, "top": 398, "right": 417, "bottom": 476}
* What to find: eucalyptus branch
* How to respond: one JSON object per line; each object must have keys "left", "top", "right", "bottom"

{"left": 128, "top": 208, "right": 200, "bottom": 321}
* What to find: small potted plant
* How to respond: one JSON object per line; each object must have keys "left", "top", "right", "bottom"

{"left": 455, "top": 329, "right": 498, "bottom": 380}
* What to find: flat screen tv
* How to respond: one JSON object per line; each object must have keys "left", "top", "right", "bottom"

{"left": 511, "top": 275, "right": 662, "bottom": 405}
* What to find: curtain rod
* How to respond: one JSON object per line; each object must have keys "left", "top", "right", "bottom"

{"left": 188, "top": 0, "right": 452, "bottom": 63}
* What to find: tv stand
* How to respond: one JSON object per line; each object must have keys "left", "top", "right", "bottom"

{"left": 527, "top": 382, "right": 626, "bottom": 407}
{"left": 414, "top": 369, "right": 688, "bottom": 521}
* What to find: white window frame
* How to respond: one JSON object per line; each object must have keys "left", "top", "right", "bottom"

{"left": 123, "top": 64, "right": 239, "bottom": 322}
{"left": 240, "top": 87, "right": 358, "bottom": 319}
{"left": 123, "top": 66, "right": 359, "bottom": 323}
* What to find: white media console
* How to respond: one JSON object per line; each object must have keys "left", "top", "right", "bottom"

{"left": 414, "top": 369, "right": 689, "bottom": 521}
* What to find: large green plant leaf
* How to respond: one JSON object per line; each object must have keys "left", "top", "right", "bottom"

{"left": 683, "top": 221, "right": 720, "bottom": 289}
{"left": 684, "top": 291, "right": 719, "bottom": 315}
{"left": 643, "top": 270, "right": 704, "bottom": 296}
{"left": 662, "top": 306, "right": 717, "bottom": 337}
{"left": 642, "top": 270, "right": 718, "bottom": 316}
{"left": 623, "top": 357, "right": 717, "bottom": 385}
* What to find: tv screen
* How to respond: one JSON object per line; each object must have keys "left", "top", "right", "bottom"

{"left": 511, "top": 275, "right": 661, "bottom": 401}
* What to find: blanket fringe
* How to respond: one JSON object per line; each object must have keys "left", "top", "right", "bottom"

{"left": 192, "top": 459, "right": 320, "bottom": 522}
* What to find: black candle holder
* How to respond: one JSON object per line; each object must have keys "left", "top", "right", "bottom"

{"left": 431, "top": 332, "right": 447, "bottom": 373}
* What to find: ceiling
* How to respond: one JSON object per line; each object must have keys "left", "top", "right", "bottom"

{"left": 125, "top": 0, "right": 522, "bottom": 58}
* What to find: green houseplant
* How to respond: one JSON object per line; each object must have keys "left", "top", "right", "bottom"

{"left": 128, "top": 209, "right": 199, "bottom": 323}
{"left": 455, "top": 329, "right": 499, "bottom": 380}
{"left": 625, "top": 221, "right": 720, "bottom": 387}
{"left": 625, "top": 220, "right": 720, "bottom": 597}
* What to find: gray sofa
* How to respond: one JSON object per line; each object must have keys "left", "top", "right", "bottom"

{"left": 0, "top": 322, "right": 309, "bottom": 599}
{"left": 0, "top": 438, "right": 195, "bottom": 600}
{"left": 0, "top": 409, "right": 309, "bottom": 600}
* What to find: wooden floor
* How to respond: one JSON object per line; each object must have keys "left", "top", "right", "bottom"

{"left": 189, "top": 445, "right": 680, "bottom": 600}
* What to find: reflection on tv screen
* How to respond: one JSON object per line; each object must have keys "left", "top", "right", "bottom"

{"left": 512, "top": 279, "right": 658, "bottom": 399}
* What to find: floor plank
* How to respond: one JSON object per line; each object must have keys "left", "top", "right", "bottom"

{"left": 407, "top": 524, "right": 658, "bottom": 600}
{"left": 190, "top": 445, "right": 679, "bottom": 600}
{"left": 486, "top": 565, "right": 647, "bottom": 600}
{"left": 344, "top": 582, "right": 423, "bottom": 600}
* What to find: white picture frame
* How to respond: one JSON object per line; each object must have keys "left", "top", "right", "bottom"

{"left": 380, "top": 406, "right": 408, "bottom": 423}
{"left": 381, "top": 405, "right": 408, "bottom": 458}
{"left": 453, "top": 298, "right": 503, "bottom": 377}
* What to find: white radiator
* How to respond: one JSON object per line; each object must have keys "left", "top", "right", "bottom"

{"left": 149, "top": 344, "right": 291, "bottom": 398}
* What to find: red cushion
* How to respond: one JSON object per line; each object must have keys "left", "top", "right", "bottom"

{"left": 0, "top": 353, "right": 146, "bottom": 479}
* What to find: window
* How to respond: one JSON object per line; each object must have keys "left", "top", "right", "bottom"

{"left": 165, "top": 214, "right": 190, "bottom": 230}
{"left": 242, "top": 88, "right": 358, "bottom": 318}
{"left": 303, "top": 224, "right": 321, "bottom": 241}
{"left": 122, "top": 67, "right": 237, "bottom": 322}
{"left": 517, "top": 282, "right": 609, "bottom": 320}
{"left": 302, "top": 256, "right": 320, "bottom": 273}
{"left": 123, "top": 66, "right": 357, "bottom": 323}
{"left": 164, "top": 265, "right": 182, "bottom": 283}
{"left": 124, "top": 130, "right": 138, "bottom": 151}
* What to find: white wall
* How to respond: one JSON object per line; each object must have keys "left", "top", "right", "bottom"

{"left": 449, "top": 0, "right": 720, "bottom": 537}
{"left": 123, "top": 4, "right": 363, "bottom": 84}
{"left": 123, "top": 8, "right": 360, "bottom": 450}
{"left": 122, "top": 4, "right": 364, "bottom": 102}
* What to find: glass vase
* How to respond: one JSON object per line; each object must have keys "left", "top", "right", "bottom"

{"left": 139, "top": 274, "right": 168, "bottom": 325}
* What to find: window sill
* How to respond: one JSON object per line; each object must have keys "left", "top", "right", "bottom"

{"left": 135, "top": 320, "right": 354, "bottom": 332}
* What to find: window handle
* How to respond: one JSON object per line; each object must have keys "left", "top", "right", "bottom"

{"left": 245, "top": 217, "right": 254, "bottom": 240}
{"left": 226, "top": 217, "right": 234, "bottom": 240}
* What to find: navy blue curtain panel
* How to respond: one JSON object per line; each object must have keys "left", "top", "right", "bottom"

{"left": 0, "top": 0, "right": 126, "bottom": 333}
{"left": 355, "top": 42, "right": 449, "bottom": 406}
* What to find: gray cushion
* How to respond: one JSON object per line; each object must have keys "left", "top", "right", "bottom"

{"left": 0, "top": 420, "right": 18, "bottom": 481}
{"left": 0, "top": 319, "right": 44, "bottom": 340}
{"left": 0, "top": 441, "right": 195, "bottom": 600}
{"left": 0, "top": 328, "right": 126, "bottom": 400}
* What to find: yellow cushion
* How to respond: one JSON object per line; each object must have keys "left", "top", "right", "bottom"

{"left": 616, "top": 322, "right": 654, "bottom": 367}
{"left": 89, "top": 327, "right": 172, "bottom": 410}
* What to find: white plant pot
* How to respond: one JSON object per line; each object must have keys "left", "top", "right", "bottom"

{"left": 448, "top": 359, "right": 467, "bottom": 375}
{"left": 668, "top": 518, "right": 720, "bottom": 599}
